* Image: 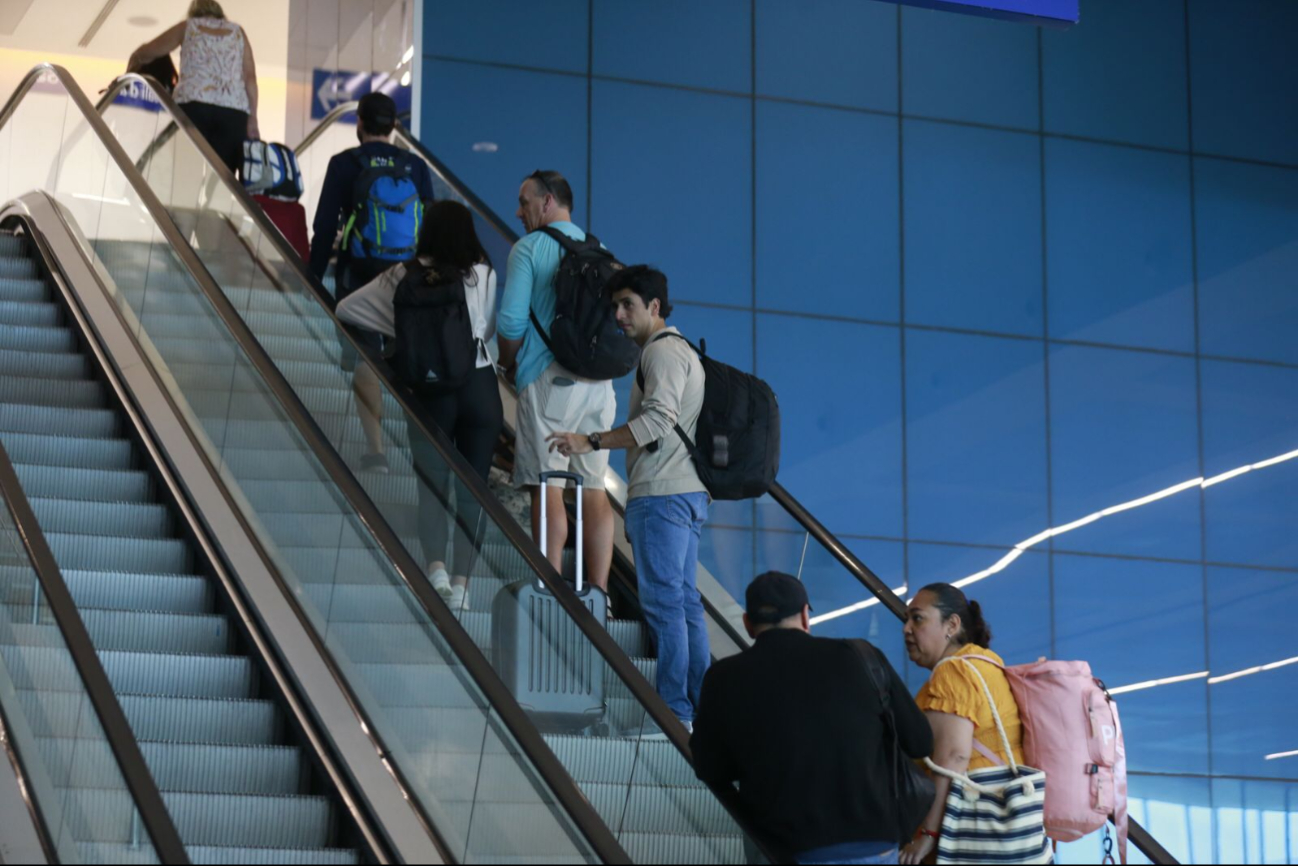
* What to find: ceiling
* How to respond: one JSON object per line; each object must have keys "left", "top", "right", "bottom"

{"left": 0, "top": 0, "right": 289, "bottom": 72}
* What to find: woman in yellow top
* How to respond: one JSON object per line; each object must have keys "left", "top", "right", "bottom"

{"left": 899, "top": 583, "right": 1025, "bottom": 865}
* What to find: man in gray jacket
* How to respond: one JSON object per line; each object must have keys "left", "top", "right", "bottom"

{"left": 547, "top": 266, "right": 709, "bottom": 731}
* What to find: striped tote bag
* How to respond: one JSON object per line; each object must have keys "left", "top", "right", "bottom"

{"left": 926, "top": 658, "right": 1052, "bottom": 865}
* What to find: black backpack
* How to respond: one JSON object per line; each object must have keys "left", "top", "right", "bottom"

{"left": 390, "top": 263, "right": 477, "bottom": 391}
{"left": 529, "top": 227, "right": 640, "bottom": 380}
{"left": 638, "top": 332, "right": 780, "bottom": 501}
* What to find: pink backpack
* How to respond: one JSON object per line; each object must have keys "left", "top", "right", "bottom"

{"left": 965, "top": 656, "right": 1129, "bottom": 863}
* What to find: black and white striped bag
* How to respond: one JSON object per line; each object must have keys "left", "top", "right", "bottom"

{"left": 926, "top": 658, "right": 1052, "bottom": 865}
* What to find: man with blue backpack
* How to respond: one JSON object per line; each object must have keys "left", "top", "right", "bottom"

{"left": 309, "top": 91, "right": 434, "bottom": 473}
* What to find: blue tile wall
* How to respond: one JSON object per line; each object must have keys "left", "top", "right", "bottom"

{"left": 900, "top": 6, "right": 1040, "bottom": 130}
{"left": 1048, "top": 344, "right": 1201, "bottom": 560}
{"left": 420, "top": 2, "right": 1298, "bottom": 860}
{"left": 903, "top": 119, "right": 1043, "bottom": 336}
{"left": 1045, "top": 139, "right": 1196, "bottom": 353}
{"left": 1188, "top": 0, "right": 1298, "bottom": 166}
{"left": 754, "top": 0, "right": 898, "bottom": 111}
{"left": 1041, "top": 0, "right": 1189, "bottom": 150}
{"left": 756, "top": 102, "right": 899, "bottom": 321}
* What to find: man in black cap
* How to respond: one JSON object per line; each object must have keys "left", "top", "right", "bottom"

{"left": 691, "top": 572, "right": 933, "bottom": 865}
{"left": 309, "top": 91, "right": 435, "bottom": 473}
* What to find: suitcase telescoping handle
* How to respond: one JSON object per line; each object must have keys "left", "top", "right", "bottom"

{"left": 538, "top": 471, "right": 584, "bottom": 592}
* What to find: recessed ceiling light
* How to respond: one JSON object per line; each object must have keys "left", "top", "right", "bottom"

{"left": 128, "top": 15, "right": 158, "bottom": 27}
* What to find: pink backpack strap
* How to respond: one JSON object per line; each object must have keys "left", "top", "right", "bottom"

{"left": 971, "top": 739, "right": 1006, "bottom": 767}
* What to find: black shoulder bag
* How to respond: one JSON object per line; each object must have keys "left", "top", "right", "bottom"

{"left": 847, "top": 639, "right": 936, "bottom": 846}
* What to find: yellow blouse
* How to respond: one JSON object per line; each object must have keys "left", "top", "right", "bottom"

{"left": 916, "top": 644, "right": 1026, "bottom": 771}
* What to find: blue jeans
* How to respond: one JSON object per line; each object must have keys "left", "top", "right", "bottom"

{"left": 625, "top": 492, "right": 710, "bottom": 724}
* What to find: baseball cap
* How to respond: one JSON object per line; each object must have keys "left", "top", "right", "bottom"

{"left": 357, "top": 92, "right": 397, "bottom": 130}
{"left": 745, "top": 572, "right": 811, "bottom": 625}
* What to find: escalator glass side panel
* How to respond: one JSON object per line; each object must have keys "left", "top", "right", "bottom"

{"left": 0, "top": 71, "right": 598, "bottom": 864}
{"left": 104, "top": 85, "right": 757, "bottom": 862}
{"left": 0, "top": 455, "right": 160, "bottom": 864}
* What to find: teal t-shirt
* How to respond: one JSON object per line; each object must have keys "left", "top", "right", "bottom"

{"left": 498, "top": 221, "right": 587, "bottom": 393}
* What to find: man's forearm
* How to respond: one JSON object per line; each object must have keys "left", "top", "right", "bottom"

{"left": 497, "top": 336, "right": 523, "bottom": 372}
{"left": 595, "top": 425, "right": 637, "bottom": 451}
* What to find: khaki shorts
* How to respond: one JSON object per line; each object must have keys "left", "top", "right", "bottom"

{"left": 514, "top": 362, "right": 616, "bottom": 489}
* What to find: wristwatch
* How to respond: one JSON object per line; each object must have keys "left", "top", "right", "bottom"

{"left": 587, "top": 432, "right": 603, "bottom": 451}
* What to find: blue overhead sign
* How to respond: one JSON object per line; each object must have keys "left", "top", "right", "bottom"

{"left": 311, "top": 69, "right": 413, "bottom": 123}
{"left": 888, "top": 0, "right": 1078, "bottom": 26}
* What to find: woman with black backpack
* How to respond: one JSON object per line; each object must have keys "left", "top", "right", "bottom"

{"left": 336, "top": 200, "right": 501, "bottom": 614}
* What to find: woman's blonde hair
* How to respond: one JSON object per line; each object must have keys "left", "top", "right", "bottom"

{"left": 187, "top": 0, "right": 226, "bottom": 19}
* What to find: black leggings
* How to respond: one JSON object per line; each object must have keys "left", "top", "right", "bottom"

{"left": 179, "top": 101, "right": 248, "bottom": 174}
{"left": 406, "top": 366, "right": 504, "bottom": 577}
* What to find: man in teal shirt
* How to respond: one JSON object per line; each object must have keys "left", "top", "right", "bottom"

{"left": 498, "top": 170, "right": 615, "bottom": 591}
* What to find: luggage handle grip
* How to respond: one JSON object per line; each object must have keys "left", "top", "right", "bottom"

{"left": 538, "top": 472, "right": 584, "bottom": 593}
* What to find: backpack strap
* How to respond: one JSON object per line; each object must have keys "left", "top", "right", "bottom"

{"left": 637, "top": 331, "right": 701, "bottom": 456}
{"left": 933, "top": 656, "right": 1019, "bottom": 773}
{"left": 527, "top": 226, "right": 596, "bottom": 352}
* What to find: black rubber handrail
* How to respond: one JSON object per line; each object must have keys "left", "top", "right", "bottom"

{"left": 103, "top": 72, "right": 783, "bottom": 862}
{"left": 300, "top": 102, "right": 1181, "bottom": 866}
{"left": 83, "top": 70, "right": 629, "bottom": 864}
{"left": 0, "top": 419, "right": 189, "bottom": 861}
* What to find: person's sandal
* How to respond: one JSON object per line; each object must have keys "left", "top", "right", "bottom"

{"left": 430, "top": 568, "right": 452, "bottom": 601}
{"left": 449, "top": 584, "right": 470, "bottom": 614}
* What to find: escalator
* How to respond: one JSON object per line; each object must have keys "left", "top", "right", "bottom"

{"left": 1, "top": 64, "right": 640, "bottom": 865}
{"left": 0, "top": 222, "right": 368, "bottom": 862}
{"left": 81, "top": 69, "right": 1176, "bottom": 865}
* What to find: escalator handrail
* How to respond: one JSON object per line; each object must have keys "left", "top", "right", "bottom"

{"left": 84, "top": 70, "right": 629, "bottom": 865}
{"left": 0, "top": 225, "right": 189, "bottom": 866}
{"left": 307, "top": 100, "right": 1184, "bottom": 866}
{"left": 101, "top": 71, "right": 789, "bottom": 864}
{"left": 0, "top": 441, "right": 191, "bottom": 865}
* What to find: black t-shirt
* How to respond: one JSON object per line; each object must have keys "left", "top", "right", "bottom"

{"left": 308, "top": 140, "right": 435, "bottom": 282}
{"left": 690, "top": 629, "right": 933, "bottom": 857}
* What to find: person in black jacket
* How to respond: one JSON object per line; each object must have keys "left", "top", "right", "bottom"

{"left": 691, "top": 572, "right": 933, "bottom": 865}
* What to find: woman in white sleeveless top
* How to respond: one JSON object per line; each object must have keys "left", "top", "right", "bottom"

{"left": 128, "top": 0, "right": 258, "bottom": 172}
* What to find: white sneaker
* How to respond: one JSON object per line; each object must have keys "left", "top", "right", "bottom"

{"left": 449, "top": 584, "right": 470, "bottom": 613}
{"left": 430, "top": 568, "right": 452, "bottom": 601}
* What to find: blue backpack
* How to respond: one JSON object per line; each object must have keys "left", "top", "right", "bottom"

{"left": 344, "top": 150, "right": 424, "bottom": 262}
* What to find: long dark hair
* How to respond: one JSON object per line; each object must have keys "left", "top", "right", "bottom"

{"left": 415, "top": 200, "right": 491, "bottom": 284}
{"left": 919, "top": 583, "right": 993, "bottom": 648}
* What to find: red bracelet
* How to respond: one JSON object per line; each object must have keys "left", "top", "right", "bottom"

{"left": 918, "top": 829, "right": 940, "bottom": 840}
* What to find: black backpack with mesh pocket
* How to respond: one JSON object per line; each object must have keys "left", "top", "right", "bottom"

{"left": 529, "top": 227, "right": 639, "bottom": 380}
{"left": 638, "top": 332, "right": 780, "bottom": 500}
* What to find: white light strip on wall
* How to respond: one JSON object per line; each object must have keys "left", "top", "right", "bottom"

{"left": 1207, "top": 656, "right": 1298, "bottom": 685}
{"left": 807, "top": 445, "right": 1298, "bottom": 627}
{"left": 1106, "top": 671, "right": 1210, "bottom": 696}
{"left": 1265, "top": 750, "right": 1298, "bottom": 761}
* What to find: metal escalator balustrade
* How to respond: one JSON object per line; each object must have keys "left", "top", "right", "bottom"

{"left": 0, "top": 224, "right": 367, "bottom": 864}
{"left": 293, "top": 102, "right": 1185, "bottom": 866}
{"left": 101, "top": 73, "right": 775, "bottom": 864}
{"left": 2, "top": 63, "right": 619, "bottom": 864}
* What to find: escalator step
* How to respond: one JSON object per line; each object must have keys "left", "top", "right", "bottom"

{"left": 13, "top": 464, "right": 152, "bottom": 503}
{"left": 101, "top": 649, "right": 255, "bottom": 700}
{"left": 80, "top": 609, "right": 231, "bottom": 655}
{"left": 542, "top": 736, "right": 701, "bottom": 789}
{"left": 0, "top": 299, "right": 61, "bottom": 328}
{"left": 0, "top": 404, "right": 118, "bottom": 440}
{"left": 0, "top": 346, "right": 88, "bottom": 379}
{"left": 53, "top": 789, "right": 334, "bottom": 849}
{"left": 0, "top": 432, "right": 133, "bottom": 471}
{"left": 37, "top": 739, "right": 302, "bottom": 796}
{"left": 78, "top": 844, "right": 360, "bottom": 866}
{"left": 0, "top": 566, "right": 212, "bottom": 614}
{"left": 620, "top": 832, "right": 744, "bottom": 865}
{"left": 0, "top": 321, "right": 78, "bottom": 354}
{"left": 46, "top": 532, "right": 191, "bottom": 575}
{"left": 122, "top": 695, "right": 281, "bottom": 746}
{"left": 0, "top": 276, "right": 48, "bottom": 303}
{"left": 0, "top": 375, "right": 105, "bottom": 410}
{"left": 0, "top": 256, "right": 37, "bottom": 279}
{"left": 0, "top": 236, "right": 24, "bottom": 256}
{"left": 31, "top": 497, "right": 172, "bottom": 539}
